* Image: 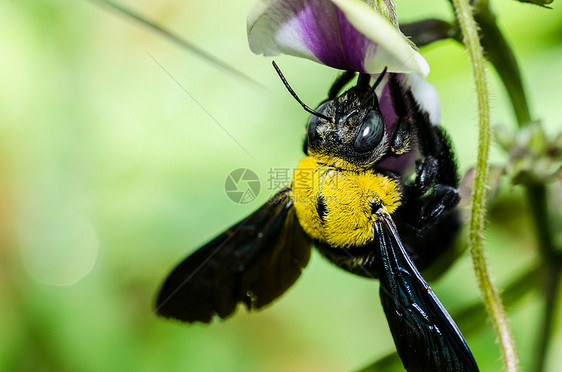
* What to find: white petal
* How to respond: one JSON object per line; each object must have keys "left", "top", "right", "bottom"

{"left": 329, "top": 0, "right": 429, "bottom": 76}
{"left": 247, "top": 0, "right": 320, "bottom": 61}
{"left": 406, "top": 73, "right": 441, "bottom": 125}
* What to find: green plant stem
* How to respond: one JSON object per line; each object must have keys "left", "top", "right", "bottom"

{"left": 450, "top": 0, "right": 519, "bottom": 370}
{"left": 472, "top": 2, "right": 561, "bottom": 370}
{"left": 533, "top": 260, "right": 561, "bottom": 372}
{"left": 526, "top": 184, "right": 560, "bottom": 372}
{"left": 473, "top": 1, "right": 531, "bottom": 127}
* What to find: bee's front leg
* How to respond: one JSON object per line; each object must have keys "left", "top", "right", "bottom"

{"left": 399, "top": 154, "right": 460, "bottom": 237}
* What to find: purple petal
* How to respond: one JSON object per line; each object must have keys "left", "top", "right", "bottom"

{"left": 377, "top": 79, "right": 417, "bottom": 175}
{"left": 377, "top": 74, "right": 440, "bottom": 175}
{"left": 292, "top": 5, "right": 375, "bottom": 71}
{"left": 248, "top": 0, "right": 429, "bottom": 76}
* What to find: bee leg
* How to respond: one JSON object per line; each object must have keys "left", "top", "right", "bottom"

{"left": 389, "top": 117, "right": 413, "bottom": 156}
{"left": 328, "top": 70, "right": 356, "bottom": 100}
{"left": 393, "top": 195, "right": 462, "bottom": 273}
{"left": 398, "top": 155, "right": 460, "bottom": 237}
{"left": 416, "top": 184, "right": 460, "bottom": 232}
{"left": 404, "top": 156, "right": 439, "bottom": 199}
{"left": 392, "top": 146, "right": 461, "bottom": 272}
{"left": 414, "top": 157, "right": 438, "bottom": 195}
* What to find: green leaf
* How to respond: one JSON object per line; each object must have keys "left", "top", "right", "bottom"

{"left": 514, "top": 0, "right": 554, "bottom": 8}
{"left": 400, "top": 19, "right": 455, "bottom": 48}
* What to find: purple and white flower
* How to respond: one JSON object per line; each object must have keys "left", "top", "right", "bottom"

{"left": 247, "top": 0, "right": 441, "bottom": 174}
{"left": 247, "top": 0, "right": 429, "bottom": 76}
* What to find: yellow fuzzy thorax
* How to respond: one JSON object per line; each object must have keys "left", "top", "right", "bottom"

{"left": 291, "top": 156, "right": 402, "bottom": 248}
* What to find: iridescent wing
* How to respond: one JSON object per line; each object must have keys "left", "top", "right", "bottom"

{"left": 374, "top": 213, "right": 479, "bottom": 372}
{"left": 155, "top": 188, "right": 311, "bottom": 323}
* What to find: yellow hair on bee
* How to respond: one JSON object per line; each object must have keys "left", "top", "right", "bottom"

{"left": 292, "top": 156, "right": 401, "bottom": 248}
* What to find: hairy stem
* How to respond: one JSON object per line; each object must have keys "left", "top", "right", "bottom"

{"left": 473, "top": 2, "right": 560, "bottom": 369}
{"left": 450, "top": 0, "right": 519, "bottom": 370}
{"left": 473, "top": 1, "right": 531, "bottom": 127}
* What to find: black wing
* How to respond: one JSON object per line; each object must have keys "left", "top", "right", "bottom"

{"left": 155, "top": 188, "right": 311, "bottom": 323}
{"left": 374, "top": 213, "right": 478, "bottom": 372}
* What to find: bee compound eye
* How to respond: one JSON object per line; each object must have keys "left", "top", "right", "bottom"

{"left": 354, "top": 110, "right": 384, "bottom": 153}
{"left": 307, "top": 116, "right": 318, "bottom": 142}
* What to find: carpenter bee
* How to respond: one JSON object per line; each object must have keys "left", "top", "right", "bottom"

{"left": 155, "top": 62, "right": 478, "bottom": 372}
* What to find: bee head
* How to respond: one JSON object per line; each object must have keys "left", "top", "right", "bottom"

{"left": 305, "top": 71, "right": 390, "bottom": 168}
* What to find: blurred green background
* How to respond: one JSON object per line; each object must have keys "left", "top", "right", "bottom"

{"left": 1, "top": 0, "right": 561, "bottom": 371}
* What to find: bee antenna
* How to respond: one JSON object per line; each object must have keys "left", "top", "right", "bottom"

{"left": 360, "top": 67, "right": 388, "bottom": 110}
{"left": 272, "top": 61, "right": 333, "bottom": 122}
